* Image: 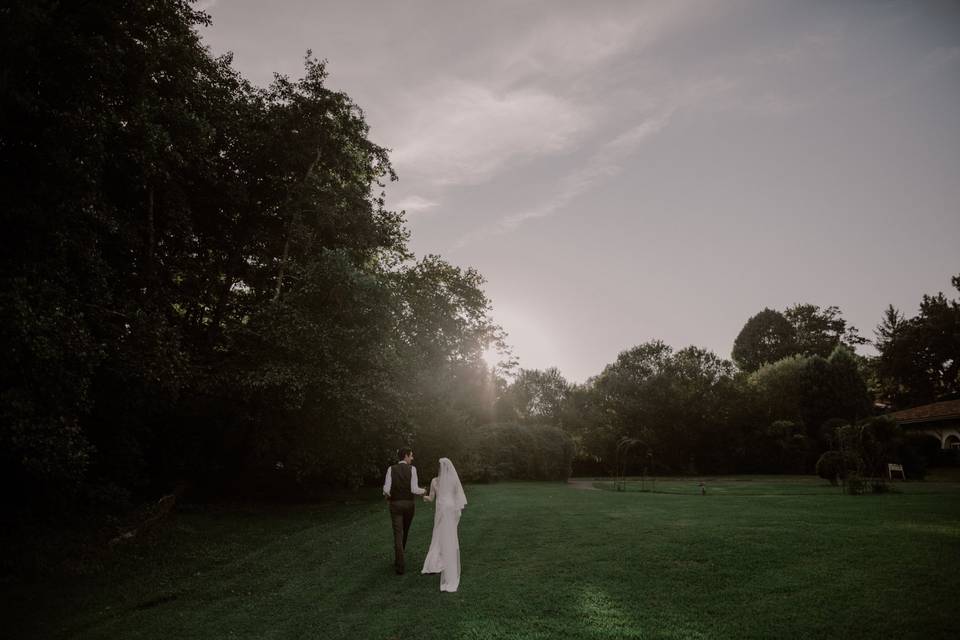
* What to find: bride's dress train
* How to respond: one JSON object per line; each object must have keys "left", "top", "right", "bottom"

{"left": 421, "top": 458, "right": 467, "bottom": 592}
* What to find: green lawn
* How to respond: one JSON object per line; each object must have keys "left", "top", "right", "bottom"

{"left": 590, "top": 474, "right": 960, "bottom": 495}
{"left": 5, "top": 477, "right": 960, "bottom": 639}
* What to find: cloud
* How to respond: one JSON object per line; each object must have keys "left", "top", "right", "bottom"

{"left": 389, "top": 81, "right": 590, "bottom": 187}
{"left": 452, "top": 71, "right": 745, "bottom": 247}
{"left": 496, "top": 15, "right": 644, "bottom": 80}
{"left": 449, "top": 68, "right": 755, "bottom": 248}
{"left": 505, "top": 112, "right": 672, "bottom": 227}
{"left": 370, "top": 0, "right": 760, "bottom": 248}
{"left": 454, "top": 111, "right": 673, "bottom": 248}
{"left": 491, "top": 1, "right": 705, "bottom": 83}
{"left": 382, "top": 2, "right": 709, "bottom": 190}
{"left": 393, "top": 194, "right": 439, "bottom": 214}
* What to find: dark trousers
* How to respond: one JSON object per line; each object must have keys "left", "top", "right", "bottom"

{"left": 388, "top": 499, "right": 415, "bottom": 572}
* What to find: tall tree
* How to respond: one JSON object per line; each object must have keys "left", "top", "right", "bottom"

{"left": 732, "top": 308, "right": 797, "bottom": 373}
{"left": 497, "top": 368, "right": 570, "bottom": 426}
{"left": 1, "top": 0, "right": 505, "bottom": 509}
{"left": 1, "top": 0, "right": 223, "bottom": 505}
{"left": 784, "top": 304, "right": 867, "bottom": 357}
{"left": 749, "top": 347, "right": 872, "bottom": 444}
{"left": 588, "top": 342, "right": 744, "bottom": 473}
{"left": 734, "top": 304, "right": 865, "bottom": 373}
{"left": 873, "top": 275, "right": 960, "bottom": 408}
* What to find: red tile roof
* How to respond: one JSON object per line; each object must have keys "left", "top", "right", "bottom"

{"left": 889, "top": 399, "right": 960, "bottom": 424}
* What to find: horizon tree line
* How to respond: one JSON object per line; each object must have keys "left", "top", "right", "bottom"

{"left": 2, "top": 2, "right": 957, "bottom": 521}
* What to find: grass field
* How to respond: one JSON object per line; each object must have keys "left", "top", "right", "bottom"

{"left": 5, "top": 476, "right": 960, "bottom": 639}
{"left": 589, "top": 473, "right": 960, "bottom": 495}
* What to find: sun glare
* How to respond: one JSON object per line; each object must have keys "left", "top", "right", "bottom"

{"left": 482, "top": 345, "right": 500, "bottom": 370}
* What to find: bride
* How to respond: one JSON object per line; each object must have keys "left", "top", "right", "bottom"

{"left": 421, "top": 457, "right": 467, "bottom": 592}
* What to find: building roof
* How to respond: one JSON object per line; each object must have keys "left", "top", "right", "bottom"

{"left": 888, "top": 399, "right": 960, "bottom": 425}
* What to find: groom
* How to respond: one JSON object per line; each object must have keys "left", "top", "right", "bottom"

{"left": 383, "top": 447, "right": 426, "bottom": 574}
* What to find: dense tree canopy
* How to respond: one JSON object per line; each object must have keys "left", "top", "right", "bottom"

{"left": 873, "top": 276, "right": 960, "bottom": 408}
{"left": 784, "top": 304, "right": 867, "bottom": 357}
{"left": 0, "top": 0, "right": 502, "bottom": 511}
{"left": 732, "top": 305, "right": 865, "bottom": 373}
{"left": 562, "top": 342, "right": 751, "bottom": 474}
{"left": 495, "top": 367, "right": 570, "bottom": 426}
{"left": 732, "top": 309, "right": 797, "bottom": 373}
{"left": 747, "top": 346, "right": 872, "bottom": 471}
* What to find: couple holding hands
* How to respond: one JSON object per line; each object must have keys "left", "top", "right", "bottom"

{"left": 383, "top": 449, "right": 467, "bottom": 592}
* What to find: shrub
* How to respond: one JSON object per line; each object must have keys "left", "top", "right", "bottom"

{"left": 846, "top": 474, "right": 865, "bottom": 495}
{"left": 837, "top": 417, "right": 902, "bottom": 479}
{"left": 870, "top": 480, "right": 895, "bottom": 493}
{"left": 842, "top": 471, "right": 896, "bottom": 495}
{"left": 815, "top": 450, "right": 859, "bottom": 485}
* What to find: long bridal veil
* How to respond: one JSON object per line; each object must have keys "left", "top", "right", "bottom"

{"left": 422, "top": 457, "right": 467, "bottom": 592}
{"left": 437, "top": 457, "right": 467, "bottom": 511}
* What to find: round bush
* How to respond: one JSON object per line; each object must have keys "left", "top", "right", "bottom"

{"left": 815, "top": 451, "right": 858, "bottom": 485}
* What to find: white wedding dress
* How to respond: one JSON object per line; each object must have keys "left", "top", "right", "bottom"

{"left": 421, "top": 457, "right": 467, "bottom": 592}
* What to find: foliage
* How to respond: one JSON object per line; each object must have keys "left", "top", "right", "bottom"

{"left": 459, "top": 422, "right": 574, "bottom": 482}
{"left": 732, "top": 308, "right": 797, "bottom": 373}
{"left": 566, "top": 342, "right": 751, "bottom": 474}
{"left": 849, "top": 416, "right": 903, "bottom": 476}
{"left": 495, "top": 367, "right": 569, "bottom": 426}
{"left": 784, "top": 303, "right": 868, "bottom": 357}
{"left": 1, "top": 0, "right": 504, "bottom": 510}
{"left": 558, "top": 381, "right": 609, "bottom": 473}
{"left": 833, "top": 416, "right": 903, "bottom": 495}
{"left": 815, "top": 450, "right": 859, "bottom": 485}
{"left": 759, "top": 420, "right": 811, "bottom": 474}
{"left": 733, "top": 304, "right": 866, "bottom": 373}
{"left": 844, "top": 473, "right": 866, "bottom": 495}
{"left": 748, "top": 347, "right": 872, "bottom": 443}
{"left": 2, "top": 0, "right": 218, "bottom": 508}
{"left": 3, "top": 0, "right": 957, "bottom": 514}
{"left": 748, "top": 355, "right": 809, "bottom": 423}
{"left": 824, "top": 346, "right": 872, "bottom": 422}
{"left": 873, "top": 275, "right": 960, "bottom": 408}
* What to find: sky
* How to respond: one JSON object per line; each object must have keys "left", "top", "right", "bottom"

{"left": 198, "top": 0, "right": 960, "bottom": 383}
